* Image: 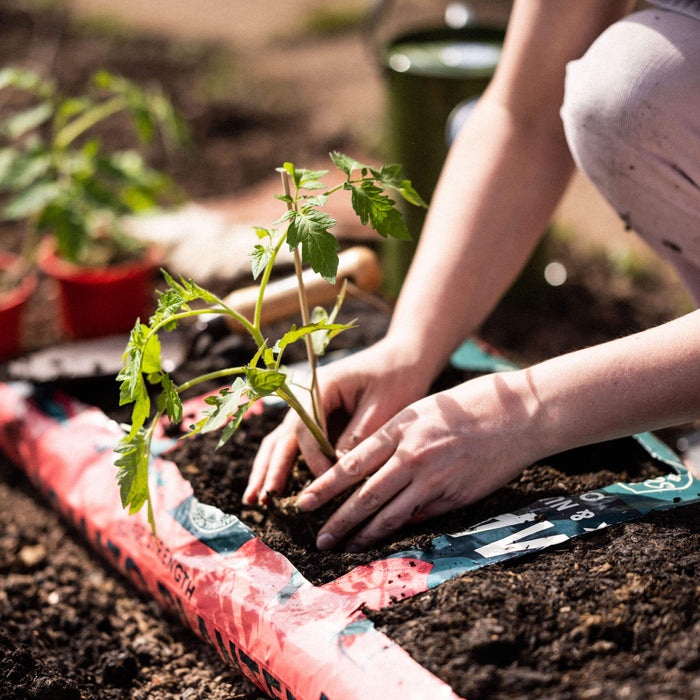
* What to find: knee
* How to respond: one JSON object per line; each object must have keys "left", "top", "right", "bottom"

{"left": 560, "top": 21, "right": 639, "bottom": 176}
{"left": 560, "top": 10, "right": 698, "bottom": 179}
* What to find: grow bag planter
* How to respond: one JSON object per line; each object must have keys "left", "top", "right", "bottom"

{"left": 0, "top": 251, "right": 37, "bottom": 361}
{"left": 0, "top": 383, "right": 461, "bottom": 700}
{"left": 36, "top": 237, "right": 161, "bottom": 339}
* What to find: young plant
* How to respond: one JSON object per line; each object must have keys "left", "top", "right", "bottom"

{"left": 116, "top": 152, "right": 426, "bottom": 531}
{"left": 0, "top": 66, "right": 187, "bottom": 285}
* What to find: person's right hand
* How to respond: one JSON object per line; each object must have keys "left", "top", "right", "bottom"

{"left": 242, "top": 337, "right": 434, "bottom": 506}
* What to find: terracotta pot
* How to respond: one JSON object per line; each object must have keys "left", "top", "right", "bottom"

{"left": 36, "top": 237, "right": 160, "bottom": 339}
{"left": 0, "top": 251, "right": 37, "bottom": 361}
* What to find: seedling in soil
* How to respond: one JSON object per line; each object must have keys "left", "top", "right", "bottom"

{"left": 116, "top": 152, "right": 426, "bottom": 531}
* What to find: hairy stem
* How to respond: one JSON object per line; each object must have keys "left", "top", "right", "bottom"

{"left": 282, "top": 170, "right": 328, "bottom": 438}
{"left": 277, "top": 382, "right": 334, "bottom": 459}
{"left": 176, "top": 366, "right": 246, "bottom": 394}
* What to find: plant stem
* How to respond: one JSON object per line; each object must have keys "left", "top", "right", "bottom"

{"left": 281, "top": 170, "right": 328, "bottom": 439}
{"left": 54, "top": 94, "right": 129, "bottom": 149}
{"left": 254, "top": 229, "right": 288, "bottom": 331}
{"left": 277, "top": 382, "right": 334, "bottom": 459}
{"left": 176, "top": 367, "right": 246, "bottom": 394}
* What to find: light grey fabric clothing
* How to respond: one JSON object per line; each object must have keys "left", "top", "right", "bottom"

{"left": 646, "top": 0, "right": 700, "bottom": 21}
{"left": 561, "top": 8, "right": 700, "bottom": 303}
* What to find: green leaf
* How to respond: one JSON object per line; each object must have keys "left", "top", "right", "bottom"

{"left": 215, "top": 400, "right": 254, "bottom": 448}
{"left": 128, "top": 377, "right": 151, "bottom": 438}
{"left": 0, "top": 147, "right": 52, "bottom": 191}
{"left": 158, "top": 373, "right": 183, "bottom": 425}
{"left": 141, "top": 332, "right": 162, "bottom": 375}
{"left": 310, "top": 282, "right": 351, "bottom": 356}
{"left": 375, "top": 164, "right": 427, "bottom": 208}
{"left": 297, "top": 167, "right": 328, "bottom": 191}
{"left": 0, "top": 67, "right": 54, "bottom": 98}
{"left": 245, "top": 366, "right": 286, "bottom": 397}
{"left": 196, "top": 378, "right": 247, "bottom": 435}
{"left": 304, "top": 194, "right": 328, "bottom": 208}
{"left": 39, "top": 201, "right": 90, "bottom": 262}
{"left": 274, "top": 320, "right": 351, "bottom": 359}
{"left": 330, "top": 151, "right": 368, "bottom": 176}
{"left": 2, "top": 180, "right": 63, "bottom": 220}
{"left": 54, "top": 96, "right": 93, "bottom": 133}
{"left": 310, "top": 306, "right": 330, "bottom": 356}
{"left": 118, "top": 321, "right": 151, "bottom": 401}
{"left": 114, "top": 430, "right": 152, "bottom": 521}
{"left": 349, "top": 181, "right": 412, "bottom": 240}
{"left": 250, "top": 242, "right": 272, "bottom": 279}
{"left": 0, "top": 148, "right": 17, "bottom": 184}
{"left": 149, "top": 274, "right": 220, "bottom": 328}
{"left": 286, "top": 207, "right": 339, "bottom": 282}
{"left": 0, "top": 102, "right": 54, "bottom": 140}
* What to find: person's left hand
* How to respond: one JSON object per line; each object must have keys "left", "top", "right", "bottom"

{"left": 296, "top": 371, "right": 540, "bottom": 552}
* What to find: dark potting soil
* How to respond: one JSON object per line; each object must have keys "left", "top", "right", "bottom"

{"left": 165, "top": 356, "right": 670, "bottom": 587}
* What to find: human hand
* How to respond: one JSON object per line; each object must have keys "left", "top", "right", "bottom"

{"left": 243, "top": 338, "right": 434, "bottom": 506}
{"left": 296, "top": 371, "right": 539, "bottom": 552}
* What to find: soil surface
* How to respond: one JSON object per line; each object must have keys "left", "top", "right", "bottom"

{"left": 1, "top": 3, "right": 699, "bottom": 700}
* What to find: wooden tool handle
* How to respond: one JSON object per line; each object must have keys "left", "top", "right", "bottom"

{"left": 223, "top": 246, "right": 382, "bottom": 331}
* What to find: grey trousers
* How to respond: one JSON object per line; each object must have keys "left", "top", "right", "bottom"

{"left": 561, "top": 7, "right": 700, "bottom": 304}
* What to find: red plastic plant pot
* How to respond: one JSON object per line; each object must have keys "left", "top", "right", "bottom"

{"left": 37, "top": 237, "right": 160, "bottom": 339}
{"left": 0, "top": 251, "right": 37, "bottom": 361}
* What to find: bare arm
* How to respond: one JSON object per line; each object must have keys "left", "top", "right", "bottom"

{"left": 388, "top": 0, "right": 635, "bottom": 383}
{"left": 301, "top": 311, "right": 700, "bottom": 552}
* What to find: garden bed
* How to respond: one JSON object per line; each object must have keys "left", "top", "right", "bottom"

{"left": 2, "top": 3, "right": 700, "bottom": 699}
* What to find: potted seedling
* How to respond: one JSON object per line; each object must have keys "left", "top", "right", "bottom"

{"left": 116, "top": 152, "right": 426, "bottom": 531}
{"left": 0, "top": 66, "right": 187, "bottom": 343}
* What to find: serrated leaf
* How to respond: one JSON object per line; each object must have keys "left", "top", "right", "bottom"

{"left": 151, "top": 287, "right": 187, "bottom": 327}
{"left": 158, "top": 373, "right": 183, "bottom": 424}
{"left": 286, "top": 207, "right": 339, "bottom": 282}
{"left": 330, "top": 151, "right": 368, "bottom": 176}
{"left": 216, "top": 401, "right": 253, "bottom": 448}
{"left": 272, "top": 209, "right": 295, "bottom": 226}
{"left": 141, "top": 333, "right": 162, "bottom": 375}
{"left": 198, "top": 378, "right": 247, "bottom": 434}
{"left": 246, "top": 366, "right": 286, "bottom": 397}
{"left": 297, "top": 167, "right": 328, "bottom": 191}
{"left": 114, "top": 430, "right": 151, "bottom": 519}
{"left": 274, "top": 320, "right": 351, "bottom": 358}
{"left": 349, "top": 181, "right": 411, "bottom": 240}
{"left": 304, "top": 194, "right": 328, "bottom": 208}
{"left": 250, "top": 242, "right": 271, "bottom": 279}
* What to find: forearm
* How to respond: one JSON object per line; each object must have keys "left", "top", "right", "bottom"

{"left": 510, "top": 310, "right": 700, "bottom": 461}
{"left": 384, "top": 0, "right": 634, "bottom": 384}
{"left": 386, "top": 97, "right": 574, "bottom": 381}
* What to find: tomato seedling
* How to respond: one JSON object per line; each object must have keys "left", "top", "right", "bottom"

{"left": 116, "top": 152, "right": 425, "bottom": 531}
